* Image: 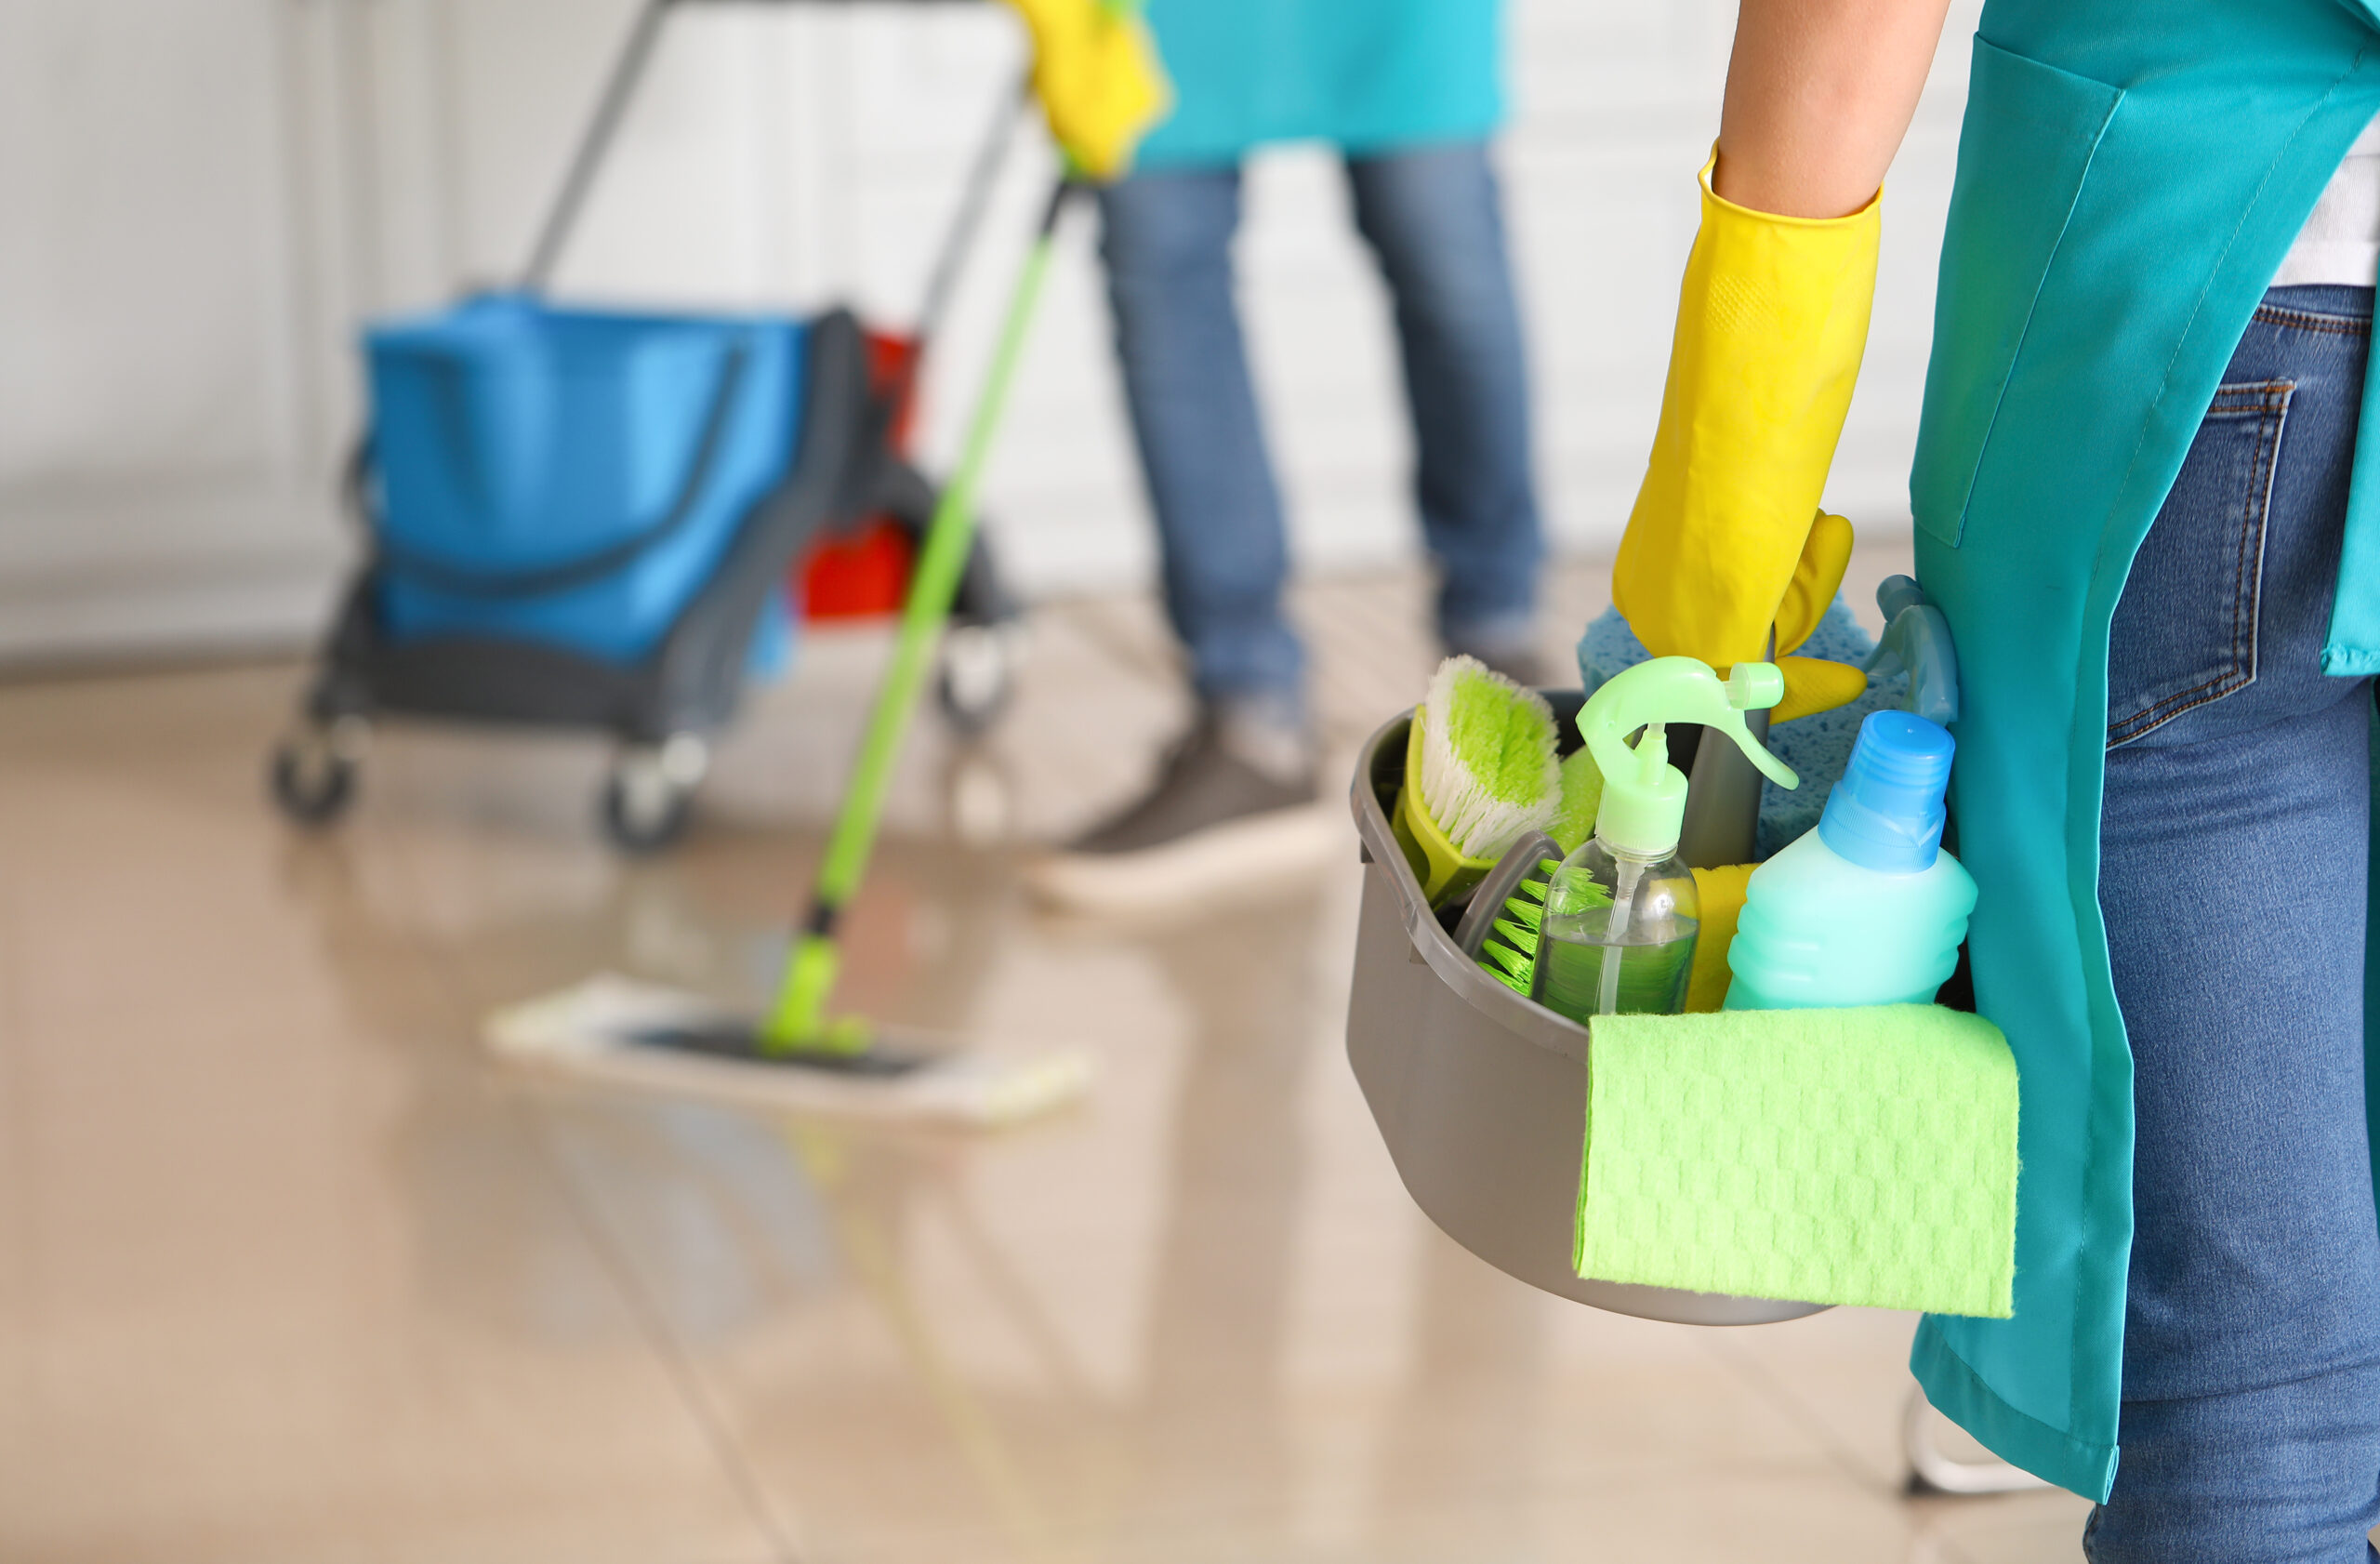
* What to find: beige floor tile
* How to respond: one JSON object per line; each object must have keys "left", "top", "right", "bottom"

{"left": 1699, "top": 1306, "right": 1930, "bottom": 1492}
{"left": 0, "top": 671, "right": 781, "bottom": 1563}
{"left": 1908, "top": 1491, "right": 2095, "bottom": 1563}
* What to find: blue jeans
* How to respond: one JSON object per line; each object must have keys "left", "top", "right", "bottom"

{"left": 1098, "top": 141, "right": 1544, "bottom": 711}
{"left": 2088, "top": 285, "right": 2380, "bottom": 1561}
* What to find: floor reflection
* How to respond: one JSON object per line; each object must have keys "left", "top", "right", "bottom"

{"left": 1123, "top": 893, "right": 1319, "bottom": 1545}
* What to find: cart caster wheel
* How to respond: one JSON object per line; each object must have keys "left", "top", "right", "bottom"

{"left": 602, "top": 735, "right": 708, "bottom": 854}
{"left": 270, "top": 721, "right": 363, "bottom": 827}
{"left": 937, "top": 623, "right": 1016, "bottom": 737}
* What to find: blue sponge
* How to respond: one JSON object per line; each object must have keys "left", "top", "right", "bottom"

{"left": 1575, "top": 600, "right": 1904, "bottom": 859}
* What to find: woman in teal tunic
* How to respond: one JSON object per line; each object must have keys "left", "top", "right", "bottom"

{"left": 1620, "top": 0, "right": 2380, "bottom": 1552}
{"left": 1027, "top": 0, "right": 1549, "bottom": 911}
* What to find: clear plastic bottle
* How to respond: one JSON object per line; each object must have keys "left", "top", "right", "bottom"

{"left": 1725, "top": 710, "right": 1977, "bottom": 1010}
{"left": 1533, "top": 839, "right": 1700, "bottom": 1019}
{"left": 1527, "top": 656, "right": 1796, "bottom": 1025}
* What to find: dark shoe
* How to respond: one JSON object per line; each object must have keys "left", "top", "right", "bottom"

{"left": 1025, "top": 705, "right": 1336, "bottom": 914}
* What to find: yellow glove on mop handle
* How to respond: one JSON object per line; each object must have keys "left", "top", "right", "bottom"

{"left": 1613, "top": 154, "right": 1881, "bottom": 681}
{"left": 1001, "top": 0, "right": 1172, "bottom": 182}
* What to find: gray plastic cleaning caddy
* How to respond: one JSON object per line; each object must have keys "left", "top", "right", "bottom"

{"left": 1345, "top": 696, "right": 1826, "bottom": 1326}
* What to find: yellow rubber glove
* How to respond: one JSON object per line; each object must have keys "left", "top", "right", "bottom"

{"left": 1766, "top": 509, "right": 1869, "bottom": 721}
{"left": 1776, "top": 510, "right": 1854, "bottom": 657}
{"left": 1613, "top": 154, "right": 1879, "bottom": 721}
{"left": 1772, "top": 656, "right": 1871, "bottom": 724}
{"left": 1686, "top": 864, "right": 1755, "bottom": 1014}
{"left": 1001, "top": 0, "right": 1172, "bottom": 182}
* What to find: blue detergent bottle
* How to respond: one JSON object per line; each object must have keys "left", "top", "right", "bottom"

{"left": 1724, "top": 709, "right": 1978, "bottom": 1010}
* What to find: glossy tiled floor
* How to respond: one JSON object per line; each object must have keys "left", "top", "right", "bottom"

{"left": 0, "top": 551, "right": 2090, "bottom": 1561}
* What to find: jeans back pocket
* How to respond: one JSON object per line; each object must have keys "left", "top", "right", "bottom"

{"left": 2106, "top": 380, "right": 2293, "bottom": 748}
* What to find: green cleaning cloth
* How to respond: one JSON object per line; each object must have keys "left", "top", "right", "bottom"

{"left": 1576, "top": 1004, "right": 2017, "bottom": 1318}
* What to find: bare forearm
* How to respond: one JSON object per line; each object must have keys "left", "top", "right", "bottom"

{"left": 1714, "top": 0, "right": 1953, "bottom": 218}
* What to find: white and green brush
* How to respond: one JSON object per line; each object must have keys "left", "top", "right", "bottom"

{"left": 1551, "top": 748, "right": 1604, "bottom": 854}
{"left": 1391, "top": 656, "right": 1562, "bottom": 907}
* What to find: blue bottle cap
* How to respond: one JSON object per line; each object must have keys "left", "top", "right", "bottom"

{"left": 1818, "top": 710, "right": 1954, "bottom": 873}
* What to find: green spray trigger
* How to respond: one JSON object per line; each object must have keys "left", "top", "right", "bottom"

{"left": 1576, "top": 656, "right": 1799, "bottom": 859}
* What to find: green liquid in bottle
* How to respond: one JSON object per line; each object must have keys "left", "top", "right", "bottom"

{"left": 1533, "top": 911, "right": 1699, "bottom": 1021}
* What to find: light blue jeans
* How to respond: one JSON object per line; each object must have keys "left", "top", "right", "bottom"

{"left": 1097, "top": 141, "right": 1544, "bottom": 713}
{"left": 2088, "top": 285, "right": 2380, "bottom": 1561}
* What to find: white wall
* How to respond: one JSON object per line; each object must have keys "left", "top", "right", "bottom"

{"left": 0, "top": 0, "right": 1982, "bottom": 662}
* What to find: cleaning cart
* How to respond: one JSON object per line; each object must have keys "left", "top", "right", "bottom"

{"left": 269, "top": 0, "right": 1023, "bottom": 853}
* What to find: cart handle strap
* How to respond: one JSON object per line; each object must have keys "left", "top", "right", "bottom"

{"left": 358, "top": 338, "right": 754, "bottom": 603}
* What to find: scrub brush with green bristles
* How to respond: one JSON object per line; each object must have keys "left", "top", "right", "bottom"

{"left": 1392, "top": 656, "right": 1562, "bottom": 906}
{"left": 1468, "top": 749, "right": 1610, "bottom": 996}
{"left": 1475, "top": 852, "right": 1618, "bottom": 997}
{"left": 1475, "top": 855, "right": 1557, "bottom": 993}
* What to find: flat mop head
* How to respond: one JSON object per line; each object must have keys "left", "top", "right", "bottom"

{"left": 484, "top": 974, "right": 1093, "bottom": 1128}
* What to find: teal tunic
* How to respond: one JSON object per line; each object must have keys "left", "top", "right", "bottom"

{"left": 1906, "top": 0, "right": 2380, "bottom": 1499}
{"left": 1135, "top": 0, "right": 1506, "bottom": 168}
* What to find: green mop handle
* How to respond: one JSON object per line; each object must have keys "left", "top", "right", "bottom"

{"left": 763, "top": 180, "right": 1078, "bottom": 1052}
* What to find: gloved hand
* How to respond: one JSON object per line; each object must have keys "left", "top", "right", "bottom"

{"left": 1612, "top": 152, "right": 1880, "bottom": 722}
{"left": 1000, "top": 0, "right": 1171, "bottom": 182}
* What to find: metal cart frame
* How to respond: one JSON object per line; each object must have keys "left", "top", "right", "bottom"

{"left": 272, "top": 0, "right": 1023, "bottom": 851}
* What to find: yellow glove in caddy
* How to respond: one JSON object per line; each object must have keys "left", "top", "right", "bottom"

{"left": 1000, "top": 0, "right": 1172, "bottom": 181}
{"left": 1613, "top": 153, "right": 1881, "bottom": 722}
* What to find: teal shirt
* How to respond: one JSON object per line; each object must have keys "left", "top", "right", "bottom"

{"left": 1135, "top": 0, "right": 1507, "bottom": 168}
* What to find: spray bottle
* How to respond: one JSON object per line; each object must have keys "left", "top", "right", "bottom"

{"left": 1534, "top": 657, "right": 1799, "bottom": 1022}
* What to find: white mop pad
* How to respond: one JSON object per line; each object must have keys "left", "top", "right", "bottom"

{"left": 484, "top": 974, "right": 1092, "bottom": 1128}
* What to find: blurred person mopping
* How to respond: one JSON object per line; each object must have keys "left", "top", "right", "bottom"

{"left": 1027, "top": 0, "right": 1548, "bottom": 914}
{"left": 489, "top": 0, "right": 1172, "bottom": 1124}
